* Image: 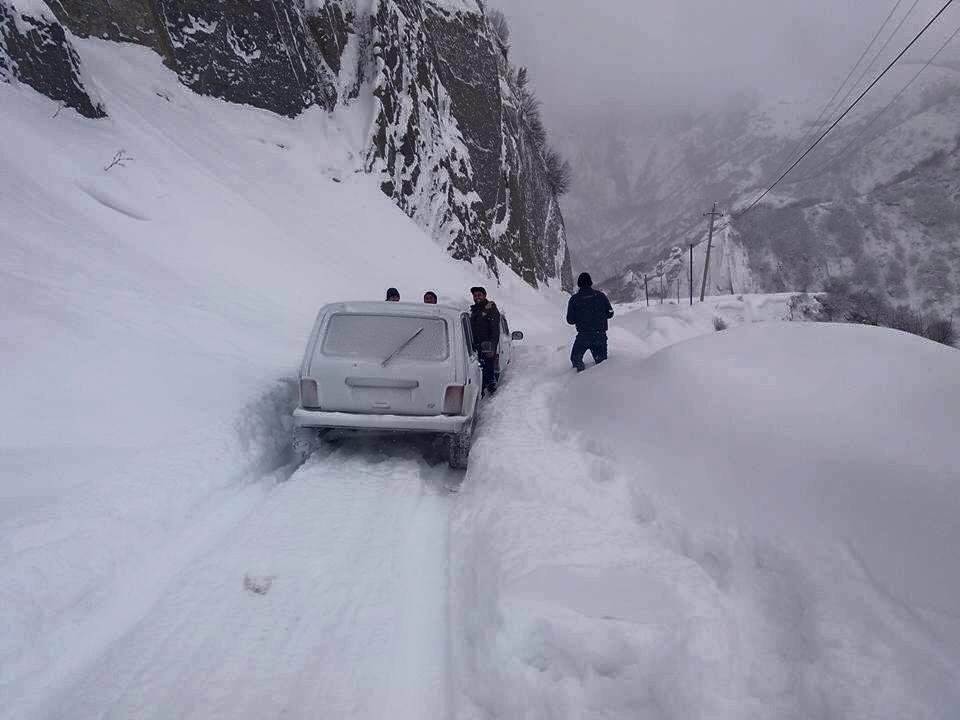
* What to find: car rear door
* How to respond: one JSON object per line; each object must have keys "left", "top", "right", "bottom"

{"left": 310, "top": 312, "right": 455, "bottom": 416}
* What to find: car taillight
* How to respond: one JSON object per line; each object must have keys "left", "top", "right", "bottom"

{"left": 300, "top": 378, "right": 320, "bottom": 409}
{"left": 442, "top": 385, "right": 465, "bottom": 415}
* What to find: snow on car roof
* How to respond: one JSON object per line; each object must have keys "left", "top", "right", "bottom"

{"left": 319, "top": 301, "right": 467, "bottom": 320}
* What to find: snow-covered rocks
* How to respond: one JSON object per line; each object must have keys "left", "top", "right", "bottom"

{"left": 0, "top": 0, "right": 104, "bottom": 117}
{"left": 161, "top": 0, "right": 338, "bottom": 117}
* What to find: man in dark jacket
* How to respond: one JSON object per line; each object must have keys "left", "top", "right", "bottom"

{"left": 470, "top": 286, "right": 500, "bottom": 395}
{"left": 566, "top": 272, "right": 614, "bottom": 372}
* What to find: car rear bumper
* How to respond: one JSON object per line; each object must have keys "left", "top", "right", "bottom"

{"left": 293, "top": 408, "right": 469, "bottom": 433}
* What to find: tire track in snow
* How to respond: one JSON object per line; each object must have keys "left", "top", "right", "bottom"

{"left": 35, "top": 442, "right": 455, "bottom": 720}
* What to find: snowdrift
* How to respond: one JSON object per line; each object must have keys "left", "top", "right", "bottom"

{"left": 452, "top": 307, "right": 959, "bottom": 720}
{"left": 563, "top": 322, "right": 960, "bottom": 618}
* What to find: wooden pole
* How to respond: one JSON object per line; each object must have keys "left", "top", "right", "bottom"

{"left": 643, "top": 274, "right": 649, "bottom": 307}
{"left": 699, "top": 203, "right": 722, "bottom": 303}
{"left": 689, "top": 244, "right": 694, "bottom": 306}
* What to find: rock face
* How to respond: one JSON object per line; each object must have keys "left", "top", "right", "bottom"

{"left": 47, "top": 0, "right": 337, "bottom": 116}
{"left": 0, "top": 0, "right": 104, "bottom": 118}
{"left": 46, "top": 0, "right": 171, "bottom": 56}
{"left": 338, "top": 0, "right": 571, "bottom": 287}
{"left": 160, "top": 0, "right": 337, "bottom": 117}
{"left": 16, "top": 0, "right": 572, "bottom": 289}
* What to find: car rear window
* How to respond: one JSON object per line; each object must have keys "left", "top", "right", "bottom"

{"left": 321, "top": 313, "right": 449, "bottom": 362}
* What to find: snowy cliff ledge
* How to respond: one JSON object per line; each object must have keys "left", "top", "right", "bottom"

{"left": 38, "top": 0, "right": 572, "bottom": 290}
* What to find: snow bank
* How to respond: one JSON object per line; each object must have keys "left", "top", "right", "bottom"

{"left": 452, "top": 306, "right": 960, "bottom": 719}
{"left": 567, "top": 321, "right": 960, "bottom": 608}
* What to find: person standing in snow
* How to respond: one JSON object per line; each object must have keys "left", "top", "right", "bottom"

{"left": 566, "top": 272, "right": 614, "bottom": 372}
{"left": 470, "top": 286, "right": 500, "bottom": 395}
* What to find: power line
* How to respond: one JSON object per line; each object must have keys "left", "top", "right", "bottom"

{"left": 798, "top": 20, "right": 960, "bottom": 181}
{"left": 764, "top": 0, "right": 908, "bottom": 186}
{"left": 735, "top": 0, "right": 957, "bottom": 218}
{"left": 822, "top": 0, "right": 921, "bottom": 130}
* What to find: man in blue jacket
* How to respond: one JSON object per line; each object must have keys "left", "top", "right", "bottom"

{"left": 566, "top": 272, "right": 614, "bottom": 372}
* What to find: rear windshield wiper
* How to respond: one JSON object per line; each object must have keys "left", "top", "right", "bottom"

{"left": 381, "top": 327, "right": 424, "bottom": 367}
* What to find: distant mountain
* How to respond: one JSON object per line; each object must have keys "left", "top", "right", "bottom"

{"left": 557, "top": 64, "right": 960, "bottom": 315}
{"left": 0, "top": 0, "right": 571, "bottom": 290}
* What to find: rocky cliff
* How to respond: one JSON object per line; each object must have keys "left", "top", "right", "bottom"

{"left": 6, "top": 0, "right": 571, "bottom": 290}
{"left": 1, "top": 0, "right": 104, "bottom": 118}
{"left": 311, "top": 0, "right": 571, "bottom": 287}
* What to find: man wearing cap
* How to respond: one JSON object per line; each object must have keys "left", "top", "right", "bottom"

{"left": 470, "top": 286, "right": 500, "bottom": 395}
{"left": 565, "top": 272, "right": 614, "bottom": 372}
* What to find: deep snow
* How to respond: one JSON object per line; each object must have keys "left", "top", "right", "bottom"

{"left": 3, "top": 31, "right": 960, "bottom": 720}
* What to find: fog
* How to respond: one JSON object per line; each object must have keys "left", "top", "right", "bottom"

{"left": 492, "top": 0, "right": 960, "bottom": 119}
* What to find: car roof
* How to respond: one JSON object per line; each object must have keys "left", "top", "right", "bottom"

{"left": 319, "top": 301, "right": 468, "bottom": 320}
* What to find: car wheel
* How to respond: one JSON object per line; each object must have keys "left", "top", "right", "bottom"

{"left": 447, "top": 425, "right": 473, "bottom": 470}
{"left": 292, "top": 427, "right": 323, "bottom": 463}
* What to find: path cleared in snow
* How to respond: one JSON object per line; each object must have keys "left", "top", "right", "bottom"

{"left": 19, "top": 442, "right": 456, "bottom": 720}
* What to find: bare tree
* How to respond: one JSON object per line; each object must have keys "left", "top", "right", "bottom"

{"left": 104, "top": 149, "right": 134, "bottom": 172}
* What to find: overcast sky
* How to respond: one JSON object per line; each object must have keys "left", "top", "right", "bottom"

{"left": 491, "top": 0, "right": 960, "bottom": 121}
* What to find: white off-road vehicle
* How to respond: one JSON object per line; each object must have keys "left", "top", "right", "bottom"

{"left": 293, "top": 302, "right": 487, "bottom": 468}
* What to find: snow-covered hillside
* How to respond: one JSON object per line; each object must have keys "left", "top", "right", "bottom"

{"left": 3, "top": 24, "right": 960, "bottom": 720}
{"left": 561, "top": 62, "right": 960, "bottom": 316}
{"left": 5, "top": 0, "right": 572, "bottom": 289}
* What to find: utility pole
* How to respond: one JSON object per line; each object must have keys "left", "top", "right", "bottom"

{"left": 643, "top": 274, "right": 650, "bottom": 307}
{"left": 699, "top": 202, "right": 723, "bottom": 303}
{"left": 677, "top": 276, "right": 680, "bottom": 304}
{"left": 658, "top": 264, "right": 664, "bottom": 305}
{"left": 688, "top": 244, "right": 694, "bottom": 306}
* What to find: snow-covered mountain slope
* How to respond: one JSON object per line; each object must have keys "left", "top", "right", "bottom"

{"left": 561, "top": 63, "right": 960, "bottom": 315}
{"left": 9, "top": 0, "right": 572, "bottom": 289}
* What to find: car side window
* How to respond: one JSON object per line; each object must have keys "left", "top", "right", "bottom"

{"left": 461, "top": 315, "right": 475, "bottom": 356}
{"left": 501, "top": 315, "right": 510, "bottom": 335}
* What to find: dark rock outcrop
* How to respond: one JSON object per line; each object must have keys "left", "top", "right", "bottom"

{"left": 50, "top": 0, "right": 337, "bottom": 116}
{"left": 47, "top": 0, "right": 173, "bottom": 60}
{"left": 159, "top": 0, "right": 336, "bottom": 117}
{"left": 0, "top": 0, "right": 105, "bottom": 118}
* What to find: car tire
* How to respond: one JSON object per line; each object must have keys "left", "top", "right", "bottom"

{"left": 292, "top": 427, "right": 323, "bottom": 463}
{"left": 447, "top": 425, "right": 473, "bottom": 470}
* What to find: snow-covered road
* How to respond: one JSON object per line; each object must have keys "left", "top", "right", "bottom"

{"left": 13, "top": 442, "right": 456, "bottom": 720}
